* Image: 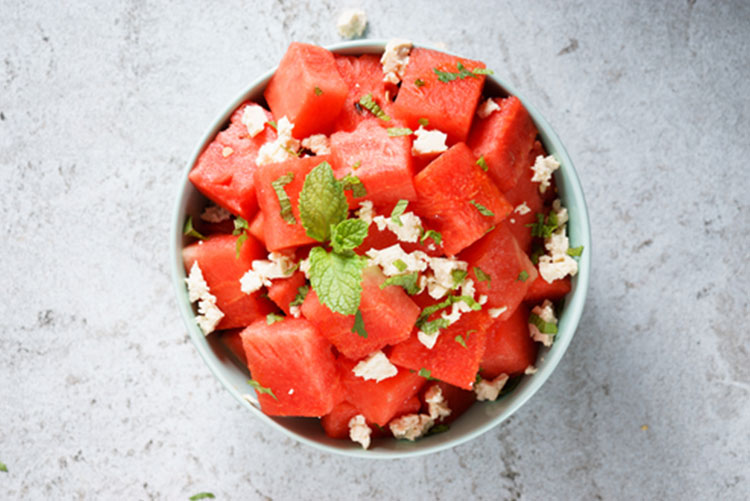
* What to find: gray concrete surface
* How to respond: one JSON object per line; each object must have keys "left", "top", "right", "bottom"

{"left": 2, "top": 0, "right": 749, "bottom": 499}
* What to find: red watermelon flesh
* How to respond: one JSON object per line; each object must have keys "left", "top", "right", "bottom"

{"left": 267, "top": 270, "right": 306, "bottom": 315}
{"left": 524, "top": 272, "right": 572, "bottom": 303}
{"left": 189, "top": 101, "right": 275, "bottom": 221}
{"left": 330, "top": 119, "right": 417, "bottom": 207}
{"left": 467, "top": 96, "right": 539, "bottom": 192}
{"left": 503, "top": 164, "right": 544, "bottom": 253}
{"left": 392, "top": 48, "right": 486, "bottom": 144}
{"left": 338, "top": 357, "right": 426, "bottom": 427}
{"left": 264, "top": 42, "right": 349, "bottom": 139}
{"left": 421, "top": 381, "right": 476, "bottom": 425}
{"left": 481, "top": 304, "right": 538, "bottom": 378}
{"left": 248, "top": 211, "right": 265, "bottom": 245}
{"left": 321, "top": 401, "right": 363, "bottom": 439}
{"left": 389, "top": 310, "right": 494, "bottom": 390}
{"left": 254, "top": 155, "right": 330, "bottom": 251}
{"left": 240, "top": 318, "right": 343, "bottom": 416}
{"left": 219, "top": 329, "right": 247, "bottom": 366}
{"left": 182, "top": 234, "right": 275, "bottom": 330}
{"left": 300, "top": 267, "right": 420, "bottom": 360}
{"left": 333, "top": 54, "right": 392, "bottom": 132}
{"left": 413, "top": 142, "right": 512, "bottom": 256}
{"left": 461, "top": 224, "right": 538, "bottom": 322}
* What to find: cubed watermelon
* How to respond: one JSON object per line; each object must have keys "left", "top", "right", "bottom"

{"left": 502, "top": 165, "right": 544, "bottom": 253}
{"left": 219, "top": 329, "right": 247, "bottom": 366}
{"left": 392, "top": 48, "right": 487, "bottom": 144}
{"left": 460, "top": 224, "right": 538, "bottom": 321}
{"left": 330, "top": 119, "right": 417, "bottom": 206}
{"left": 413, "top": 142, "right": 512, "bottom": 256}
{"left": 182, "top": 234, "right": 275, "bottom": 330}
{"left": 390, "top": 310, "right": 494, "bottom": 390}
{"left": 264, "top": 42, "right": 349, "bottom": 139}
{"left": 240, "top": 318, "right": 343, "bottom": 416}
{"left": 355, "top": 221, "right": 442, "bottom": 257}
{"left": 481, "top": 304, "right": 538, "bottom": 378}
{"left": 254, "top": 155, "right": 330, "bottom": 251}
{"left": 267, "top": 270, "right": 306, "bottom": 315}
{"left": 189, "top": 102, "right": 275, "bottom": 221}
{"left": 248, "top": 211, "right": 265, "bottom": 245}
{"left": 321, "top": 401, "right": 363, "bottom": 439}
{"left": 524, "top": 272, "right": 572, "bottom": 303}
{"left": 300, "top": 267, "right": 420, "bottom": 360}
{"left": 333, "top": 54, "right": 391, "bottom": 132}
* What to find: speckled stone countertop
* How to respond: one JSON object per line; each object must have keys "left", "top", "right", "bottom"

{"left": 2, "top": 1, "right": 748, "bottom": 499}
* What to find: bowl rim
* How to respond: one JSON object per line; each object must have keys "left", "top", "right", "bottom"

{"left": 170, "top": 38, "right": 591, "bottom": 459}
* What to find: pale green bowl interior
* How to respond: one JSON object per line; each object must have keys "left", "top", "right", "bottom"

{"left": 170, "top": 39, "right": 591, "bottom": 459}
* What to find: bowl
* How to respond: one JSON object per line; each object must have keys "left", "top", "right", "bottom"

{"left": 170, "top": 39, "right": 591, "bottom": 458}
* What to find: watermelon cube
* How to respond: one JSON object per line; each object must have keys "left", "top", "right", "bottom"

{"left": 392, "top": 48, "right": 487, "bottom": 144}
{"left": 390, "top": 310, "right": 494, "bottom": 390}
{"left": 524, "top": 271, "right": 572, "bottom": 303}
{"left": 189, "top": 101, "right": 275, "bottom": 221}
{"left": 264, "top": 42, "right": 349, "bottom": 139}
{"left": 481, "top": 305, "right": 539, "bottom": 378}
{"left": 333, "top": 54, "right": 392, "bottom": 132}
{"left": 413, "top": 142, "right": 512, "bottom": 256}
{"left": 460, "top": 224, "right": 538, "bottom": 321}
{"left": 503, "top": 168, "right": 544, "bottom": 253}
{"left": 219, "top": 329, "right": 247, "bottom": 366}
{"left": 321, "top": 401, "right": 363, "bottom": 439}
{"left": 267, "top": 270, "right": 306, "bottom": 315}
{"left": 330, "top": 119, "right": 417, "bottom": 207}
{"left": 240, "top": 318, "right": 343, "bottom": 417}
{"left": 248, "top": 211, "right": 265, "bottom": 245}
{"left": 254, "top": 155, "right": 330, "bottom": 251}
{"left": 300, "top": 267, "right": 420, "bottom": 360}
{"left": 182, "top": 234, "right": 275, "bottom": 330}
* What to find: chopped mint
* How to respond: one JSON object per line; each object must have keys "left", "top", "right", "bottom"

{"left": 248, "top": 379, "right": 278, "bottom": 401}
{"left": 393, "top": 259, "right": 408, "bottom": 272}
{"left": 380, "top": 272, "right": 420, "bottom": 295}
{"left": 289, "top": 285, "right": 309, "bottom": 308}
{"left": 415, "top": 78, "right": 426, "bottom": 87}
{"left": 426, "top": 424, "right": 450, "bottom": 436}
{"left": 341, "top": 174, "right": 367, "bottom": 198}
{"left": 420, "top": 229, "right": 442, "bottom": 246}
{"left": 470, "top": 200, "right": 495, "bottom": 217}
{"left": 529, "top": 313, "right": 558, "bottom": 335}
{"left": 417, "top": 117, "right": 429, "bottom": 126}
{"left": 530, "top": 243, "right": 544, "bottom": 265}
{"left": 418, "top": 368, "right": 436, "bottom": 380}
{"left": 433, "top": 62, "right": 489, "bottom": 82}
{"left": 314, "top": 85, "right": 323, "bottom": 96}
{"left": 474, "top": 372, "right": 483, "bottom": 386}
{"left": 183, "top": 216, "right": 207, "bottom": 241}
{"left": 451, "top": 269, "right": 468, "bottom": 287}
{"left": 307, "top": 247, "right": 367, "bottom": 315}
{"left": 189, "top": 493, "right": 215, "bottom": 500}
{"left": 387, "top": 127, "right": 413, "bottom": 137}
{"left": 298, "top": 161, "right": 349, "bottom": 242}
{"left": 527, "top": 212, "right": 559, "bottom": 239}
{"left": 359, "top": 93, "right": 391, "bottom": 121}
{"left": 0, "top": 461, "right": 6, "bottom": 473}
{"left": 453, "top": 295, "right": 481, "bottom": 311}
{"left": 282, "top": 145, "right": 300, "bottom": 157}
{"left": 420, "top": 317, "right": 451, "bottom": 335}
{"left": 232, "top": 217, "right": 250, "bottom": 258}
{"left": 567, "top": 245, "right": 584, "bottom": 257}
{"left": 271, "top": 172, "right": 296, "bottom": 225}
{"left": 472, "top": 68, "right": 494, "bottom": 75}
{"left": 476, "top": 156, "right": 488, "bottom": 172}
{"left": 352, "top": 160, "right": 361, "bottom": 170}
{"left": 390, "top": 199, "right": 409, "bottom": 226}
{"left": 330, "top": 218, "right": 369, "bottom": 254}
{"left": 352, "top": 309, "right": 368, "bottom": 338}
{"left": 473, "top": 266, "right": 491, "bottom": 286}
{"left": 517, "top": 270, "right": 529, "bottom": 282}
{"left": 266, "top": 313, "right": 284, "bottom": 325}
{"left": 266, "top": 120, "right": 277, "bottom": 131}
{"left": 454, "top": 335, "right": 467, "bottom": 348}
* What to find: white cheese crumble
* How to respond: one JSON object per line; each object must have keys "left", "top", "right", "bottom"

{"left": 241, "top": 104, "right": 268, "bottom": 138}
{"left": 200, "top": 205, "right": 232, "bottom": 223}
{"left": 425, "top": 385, "right": 452, "bottom": 421}
{"left": 365, "top": 244, "right": 428, "bottom": 276}
{"left": 289, "top": 305, "right": 301, "bottom": 318}
{"left": 488, "top": 306, "right": 508, "bottom": 319}
{"left": 185, "top": 262, "right": 225, "bottom": 335}
{"left": 373, "top": 211, "right": 423, "bottom": 243}
{"left": 552, "top": 199, "right": 568, "bottom": 225}
{"left": 538, "top": 199, "right": 578, "bottom": 283}
{"left": 530, "top": 154, "right": 560, "bottom": 193}
{"left": 477, "top": 98, "right": 501, "bottom": 119}
{"left": 240, "top": 252, "right": 297, "bottom": 294}
{"left": 348, "top": 414, "right": 372, "bottom": 449}
{"left": 337, "top": 9, "right": 367, "bottom": 39}
{"left": 412, "top": 126, "right": 448, "bottom": 156}
{"left": 514, "top": 202, "right": 531, "bottom": 215}
{"left": 524, "top": 365, "right": 538, "bottom": 375}
{"left": 352, "top": 350, "right": 398, "bottom": 383}
{"left": 256, "top": 116, "right": 300, "bottom": 166}
{"left": 381, "top": 38, "right": 412, "bottom": 85}
{"left": 425, "top": 257, "right": 468, "bottom": 299}
{"left": 299, "top": 256, "right": 311, "bottom": 279}
{"left": 417, "top": 330, "right": 440, "bottom": 350}
{"left": 301, "top": 134, "right": 331, "bottom": 155}
{"left": 474, "top": 373, "right": 509, "bottom": 401}
{"left": 358, "top": 200, "right": 375, "bottom": 225}
{"left": 221, "top": 146, "right": 234, "bottom": 157}
{"left": 389, "top": 413, "right": 434, "bottom": 441}
{"left": 288, "top": 388, "right": 295, "bottom": 395}
{"left": 529, "top": 299, "right": 557, "bottom": 347}
{"left": 440, "top": 279, "right": 477, "bottom": 325}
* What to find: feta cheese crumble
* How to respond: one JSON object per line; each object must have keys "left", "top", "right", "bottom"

{"left": 373, "top": 211, "right": 423, "bottom": 243}
{"left": 348, "top": 414, "right": 372, "bottom": 449}
{"left": 200, "top": 205, "right": 232, "bottom": 223}
{"left": 524, "top": 365, "right": 538, "bottom": 375}
{"left": 289, "top": 305, "right": 301, "bottom": 318}
{"left": 352, "top": 350, "right": 398, "bottom": 383}
{"left": 381, "top": 38, "right": 412, "bottom": 85}
{"left": 412, "top": 126, "right": 448, "bottom": 156}
{"left": 240, "top": 252, "right": 297, "bottom": 294}
{"left": 241, "top": 104, "right": 268, "bottom": 138}
{"left": 538, "top": 199, "right": 578, "bottom": 283}
{"left": 552, "top": 198, "right": 568, "bottom": 225}
{"left": 221, "top": 146, "right": 234, "bottom": 157}
{"left": 514, "top": 202, "right": 531, "bottom": 215}
{"left": 529, "top": 299, "right": 557, "bottom": 347}
{"left": 474, "top": 373, "right": 509, "bottom": 401}
{"left": 185, "top": 262, "right": 225, "bottom": 335}
{"left": 417, "top": 330, "right": 440, "bottom": 350}
{"left": 365, "top": 244, "right": 428, "bottom": 276}
{"left": 425, "top": 385, "right": 452, "bottom": 421}
{"left": 337, "top": 9, "right": 367, "bottom": 39}
{"left": 477, "top": 98, "right": 501, "bottom": 119}
{"left": 530, "top": 155, "right": 560, "bottom": 193}
{"left": 357, "top": 200, "right": 375, "bottom": 225}
{"left": 425, "top": 257, "right": 468, "bottom": 299}
{"left": 301, "top": 134, "right": 331, "bottom": 155}
{"left": 488, "top": 306, "right": 508, "bottom": 318}
{"left": 256, "top": 116, "right": 300, "bottom": 166}
{"left": 389, "top": 413, "right": 434, "bottom": 441}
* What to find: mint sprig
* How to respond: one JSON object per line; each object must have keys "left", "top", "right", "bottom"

{"left": 308, "top": 247, "right": 367, "bottom": 315}
{"left": 248, "top": 379, "right": 278, "bottom": 401}
{"left": 232, "top": 217, "right": 249, "bottom": 258}
{"left": 330, "top": 218, "right": 369, "bottom": 254}
{"left": 289, "top": 285, "right": 310, "bottom": 308}
{"left": 470, "top": 200, "right": 495, "bottom": 217}
{"left": 358, "top": 94, "right": 391, "bottom": 121}
{"left": 183, "top": 216, "right": 207, "bottom": 241}
{"left": 341, "top": 174, "right": 367, "bottom": 198}
{"left": 380, "top": 272, "right": 420, "bottom": 295}
{"left": 298, "top": 161, "right": 348, "bottom": 242}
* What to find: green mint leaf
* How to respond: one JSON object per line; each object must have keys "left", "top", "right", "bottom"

{"left": 282, "top": 145, "right": 300, "bottom": 157}
{"left": 351, "top": 309, "right": 368, "bottom": 338}
{"left": 330, "top": 218, "right": 369, "bottom": 253}
{"left": 266, "top": 313, "right": 285, "bottom": 325}
{"left": 433, "top": 62, "right": 480, "bottom": 83}
{"left": 183, "top": 216, "right": 207, "bottom": 241}
{"left": 232, "top": 217, "right": 249, "bottom": 234}
{"left": 420, "top": 317, "right": 451, "bottom": 335}
{"left": 476, "top": 156, "right": 488, "bottom": 172}
{"left": 271, "top": 172, "right": 296, "bottom": 225}
{"left": 451, "top": 269, "right": 468, "bottom": 287}
{"left": 235, "top": 233, "right": 248, "bottom": 259}
{"left": 248, "top": 379, "right": 278, "bottom": 401}
{"left": 426, "top": 424, "right": 450, "bottom": 436}
{"left": 387, "top": 127, "right": 413, "bottom": 136}
{"left": 418, "top": 368, "right": 437, "bottom": 380}
{"left": 474, "top": 266, "right": 491, "bottom": 287}
{"left": 393, "top": 259, "right": 408, "bottom": 272}
{"left": 314, "top": 85, "right": 323, "bottom": 96}
{"left": 352, "top": 160, "right": 361, "bottom": 170}
{"left": 517, "top": 270, "right": 529, "bottom": 282}
{"left": 380, "top": 272, "right": 421, "bottom": 295}
{"left": 454, "top": 295, "right": 481, "bottom": 311}
{"left": 340, "top": 174, "right": 367, "bottom": 198}
{"left": 475, "top": 372, "right": 483, "bottom": 386}
{"left": 390, "top": 199, "right": 409, "bottom": 226}
{"left": 420, "top": 229, "right": 442, "bottom": 246}
{"left": 298, "top": 161, "right": 349, "bottom": 242}
{"left": 530, "top": 244, "right": 544, "bottom": 265}
{"left": 358, "top": 93, "right": 391, "bottom": 121}
{"left": 529, "top": 313, "right": 558, "bottom": 335}
{"left": 415, "top": 79, "right": 426, "bottom": 87}
{"left": 472, "top": 68, "right": 494, "bottom": 75}
{"left": 189, "top": 493, "right": 215, "bottom": 500}
{"left": 567, "top": 245, "right": 584, "bottom": 257}
{"left": 470, "top": 200, "right": 495, "bottom": 217}
{"left": 454, "top": 335, "right": 467, "bottom": 348}
{"left": 526, "top": 212, "right": 560, "bottom": 238}
{"left": 417, "top": 297, "right": 454, "bottom": 325}
{"left": 0, "top": 461, "right": 6, "bottom": 473}
{"left": 266, "top": 120, "right": 277, "bottom": 131}
{"left": 418, "top": 117, "right": 429, "bottom": 126}
{"left": 289, "top": 285, "right": 310, "bottom": 308}
{"left": 308, "top": 247, "right": 366, "bottom": 315}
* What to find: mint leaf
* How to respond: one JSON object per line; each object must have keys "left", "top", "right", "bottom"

{"left": 380, "top": 272, "right": 420, "bottom": 295}
{"left": 454, "top": 295, "right": 481, "bottom": 311}
{"left": 418, "top": 368, "right": 437, "bottom": 380}
{"left": 470, "top": 200, "right": 495, "bottom": 217}
{"left": 391, "top": 199, "right": 409, "bottom": 226}
{"left": 352, "top": 309, "right": 368, "bottom": 338}
{"left": 420, "top": 317, "right": 451, "bottom": 334}
{"left": 341, "top": 174, "right": 367, "bottom": 198}
{"left": 415, "top": 79, "right": 426, "bottom": 87}
{"left": 352, "top": 160, "right": 361, "bottom": 170}
{"left": 433, "top": 62, "right": 489, "bottom": 82}
{"left": 426, "top": 424, "right": 450, "bottom": 436}
{"left": 189, "top": 493, "right": 215, "bottom": 500}
{"left": 530, "top": 244, "right": 544, "bottom": 265}
{"left": 420, "top": 229, "right": 442, "bottom": 246}
{"left": 451, "top": 269, "right": 468, "bottom": 288}
{"left": 248, "top": 379, "right": 278, "bottom": 401}
{"left": 330, "top": 218, "right": 369, "bottom": 253}
{"left": 393, "top": 259, "right": 408, "bottom": 272}
{"left": 418, "top": 117, "right": 429, "bottom": 126}
{"left": 271, "top": 172, "right": 296, "bottom": 225}
{"left": 289, "top": 285, "right": 310, "bottom": 308}
{"left": 308, "top": 247, "right": 366, "bottom": 315}
{"left": 527, "top": 212, "right": 560, "bottom": 238}
{"left": 232, "top": 217, "right": 250, "bottom": 258}
{"left": 183, "top": 216, "right": 206, "bottom": 240}
{"left": 474, "top": 266, "right": 491, "bottom": 286}
{"left": 314, "top": 85, "right": 323, "bottom": 96}
{"left": 476, "top": 156, "right": 488, "bottom": 172}
{"left": 529, "top": 313, "right": 558, "bottom": 335}
{"left": 472, "top": 68, "right": 494, "bottom": 75}
{"left": 266, "top": 313, "right": 284, "bottom": 325}
{"left": 454, "top": 335, "right": 467, "bottom": 348}
{"left": 0, "top": 461, "right": 6, "bottom": 473}
{"left": 517, "top": 270, "right": 529, "bottom": 282}
{"left": 387, "top": 127, "right": 413, "bottom": 136}
{"left": 298, "top": 161, "right": 348, "bottom": 242}
{"left": 359, "top": 94, "right": 391, "bottom": 121}
{"left": 567, "top": 245, "right": 584, "bottom": 257}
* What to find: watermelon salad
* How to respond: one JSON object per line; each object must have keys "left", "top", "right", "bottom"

{"left": 181, "top": 39, "right": 582, "bottom": 449}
